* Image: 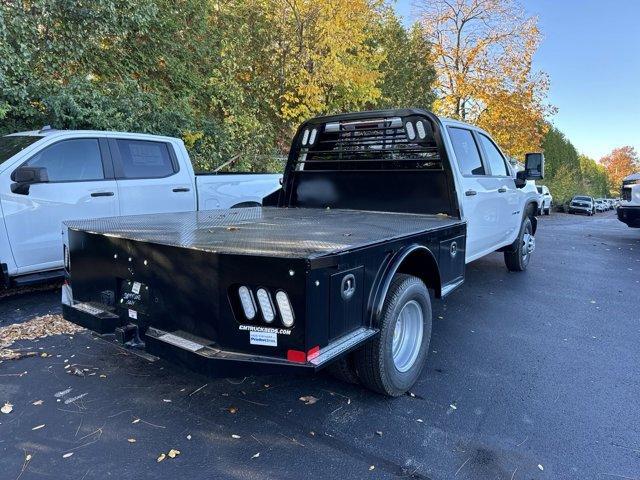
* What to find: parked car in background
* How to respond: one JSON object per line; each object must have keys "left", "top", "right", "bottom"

{"left": 617, "top": 173, "right": 640, "bottom": 227}
{"left": 536, "top": 185, "right": 552, "bottom": 215}
{"left": 0, "top": 128, "right": 282, "bottom": 288}
{"left": 594, "top": 199, "right": 607, "bottom": 212}
{"left": 568, "top": 196, "right": 595, "bottom": 215}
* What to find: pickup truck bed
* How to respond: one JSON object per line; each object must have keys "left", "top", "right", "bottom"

{"left": 65, "top": 207, "right": 463, "bottom": 260}
{"left": 63, "top": 205, "right": 466, "bottom": 378}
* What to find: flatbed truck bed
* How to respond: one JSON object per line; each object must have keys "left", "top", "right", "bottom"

{"left": 65, "top": 207, "right": 463, "bottom": 259}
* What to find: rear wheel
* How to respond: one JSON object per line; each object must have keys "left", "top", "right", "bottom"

{"left": 354, "top": 274, "right": 432, "bottom": 397}
{"left": 544, "top": 204, "right": 551, "bottom": 215}
{"left": 504, "top": 217, "right": 534, "bottom": 272}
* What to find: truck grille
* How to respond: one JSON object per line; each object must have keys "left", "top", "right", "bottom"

{"left": 294, "top": 116, "right": 442, "bottom": 172}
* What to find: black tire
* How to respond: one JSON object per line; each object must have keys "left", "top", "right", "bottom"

{"left": 326, "top": 354, "right": 359, "bottom": 385}
{"left": 504, "top": 217, "right": 534, "bottom": 272}
{"left": 354, "top": 274, "right": 432, "bottom": 397}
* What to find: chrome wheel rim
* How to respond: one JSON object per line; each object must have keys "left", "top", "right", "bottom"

{"left": 392, "top": 300, "right": 424, "bottom": 373}
{"left": 522, "top": 224, "right": 535, "bottom": 264}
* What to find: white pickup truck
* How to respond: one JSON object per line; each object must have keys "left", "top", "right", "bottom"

{"left": 62, "top": 109, "right": 545, "bottom": 396}
{"left": 0, "top": 128, "right": 281, "bottom": 287}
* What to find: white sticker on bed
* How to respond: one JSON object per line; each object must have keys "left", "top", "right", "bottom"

{"left": 249, "top": 331, "right": 277, "bottom": 347}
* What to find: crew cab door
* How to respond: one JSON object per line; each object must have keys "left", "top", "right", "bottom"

{"left": 108, "top": 138, "right": 196, "bottom": 215}
{"left": 0, "top": 137, "right": 119, "bottom": 273}
{"left": 475, "top": 132, "right": 520, "bottom": 244}
{"left": 447, "top": 127, "right": 507, "bottom": 261}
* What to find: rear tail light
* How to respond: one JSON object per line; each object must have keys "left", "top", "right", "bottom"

{"left": 256, "top": 288, "right": 275, "bottom": 323}
{"left": 416, "top": 120, "right": 427, "bottom": 139}
{"left": 238, "top": 286, "right": 257, "bottom": 320}
{"left": 275, "top": 291, "right": 294, "bottom": 327}
{"left": 63, "top": 245, "right": 70, "bottom": 271}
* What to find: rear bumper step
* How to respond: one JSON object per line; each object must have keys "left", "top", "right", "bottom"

{"left": 63, "top": 302, "right": 377, "bottom": 377}
{"left": 63, "top": 302, "right": 121, "bottom": 334}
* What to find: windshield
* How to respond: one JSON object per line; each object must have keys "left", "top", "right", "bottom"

{"left": 0, "top": 135, "right": 42, "bottom": 165}
{"left": 573, "top": 196, "right": 591, "bottom": 202}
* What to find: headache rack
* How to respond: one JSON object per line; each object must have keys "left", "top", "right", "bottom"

{"left": 273, "top": 108, "right": 459, "bottom": 217}
{"left": 293, "top": 115, "right": 442, "bottom": 172}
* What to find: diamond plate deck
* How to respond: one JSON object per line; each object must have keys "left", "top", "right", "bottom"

{"left": 65, "top": 207, "right": 463, "bottom": 259}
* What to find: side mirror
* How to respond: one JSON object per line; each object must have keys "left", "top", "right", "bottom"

{"left": 10, "top": 166, "right": 49, "bottom": 195}
{"left": 515, "top": 152, "right": 544, "bottom": 188}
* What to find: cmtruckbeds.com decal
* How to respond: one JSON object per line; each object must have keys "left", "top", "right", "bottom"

{"left": 238, "top": 325, "right": 292, "bottom": 336}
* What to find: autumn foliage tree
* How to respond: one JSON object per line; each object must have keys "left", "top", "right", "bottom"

{"left": 415, "top": 0, "right": 553, "bottom": 158}
{"left": 600, "top": 147, "right": 640, "bottom": 189}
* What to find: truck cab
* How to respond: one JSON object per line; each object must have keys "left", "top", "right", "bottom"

{"left": 617, "top": 173, "right": 640, "bottom": 227}
{"left": 62, "top": 109, "right": 543, "bottom": 396}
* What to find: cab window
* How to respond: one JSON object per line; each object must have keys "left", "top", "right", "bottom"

{"left": 22, "top": 139, "right": 104, "bottom": 182}
{"left": 448, "top": 127, "right": 485, "bottom": 176}
{"left": 478, "top": 133, "right": 509, "bottom": 176}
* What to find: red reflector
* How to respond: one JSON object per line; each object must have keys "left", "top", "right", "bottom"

{"left": 287, "top": 350, "right": 306, "bottom": 363}
{"left": 307, "top": 346, "right": 320, "bottom": 360}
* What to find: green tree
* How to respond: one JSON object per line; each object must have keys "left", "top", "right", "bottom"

{"left": 371, "top": 12, "right": 436, "bottom": 109}
{"left": 579, "top": 155, "right": 610, "bottom": 198}
{"left": 0, "top": 0, "right": 435, "bottom": 173}
{"left": 540, "top": 126, "right": 581, "bottom": 204}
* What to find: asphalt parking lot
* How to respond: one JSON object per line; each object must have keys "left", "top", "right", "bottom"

{"left": 0, "top": 211, "right": 638, "bottom": 480}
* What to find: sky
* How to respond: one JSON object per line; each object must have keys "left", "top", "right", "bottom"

{"left": 394, "top": 0, "right": 640, "bottom": 160}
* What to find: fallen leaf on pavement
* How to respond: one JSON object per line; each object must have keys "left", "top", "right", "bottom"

{"left": 369, "top": 465, "right": 375, "bottom": 471}
{"left": 186, "top": 434, "right": 192, "bottom": 440}
{"left": 1, "top": 403, "right": 13, "bottom": 414}
{"left": 32, "top": 424, "right": 45, "bottom": 431}
{"left": 132, "top": 418, "right": 140, "bottom": 424}
{"left": 32, "top": 400, "right": 43, "bottom": 406}
{"left": 538, "top": 464, "right": 544, "bottom": 471}
{"left": 251, "top": 452, "right": 260, "bottom": 459}
{"left": 299, "top": 396, "right": 318, "bottom": 405}
{"left": 375, "top": 431, "right": 383, "bottom": 437}
{"left": 63, "top": 452, "right": 74, "bottom": 459}
{"left": 168, "top": 449, "right": 180, "bottom": 458}
{"left": 231, "top": 434, "right": 241, "bottom": 439}
{"left": 68, "top": 367, "right": 85, "bottom": 377}
{"left": 127, "top": 438, "right": 136, "bottom": 443}
{"left": 228, "top": 406, "right": 238, "bottom": 414}
{"left": 157, "top": 453, "right": 166, "bottom": 462}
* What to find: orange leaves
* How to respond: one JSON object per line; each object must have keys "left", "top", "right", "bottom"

{"left": 600, "top": 147, "right": 640, "bottom": 187}
{"left": 417, "top": 0, "right": 553, "bottom": 157}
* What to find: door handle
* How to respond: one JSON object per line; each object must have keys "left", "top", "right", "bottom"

{"left": 91, "top": 192, "right": 114, "bottom": 197}
{"left": 465, "top": 190, "right": 477, "bottom": 196}
{"left": 498, "top": 187, "right": 507, "bottom": 193}
{"left": 172, "top": 187, "right": 190, "bottom": 193}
